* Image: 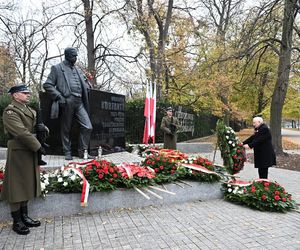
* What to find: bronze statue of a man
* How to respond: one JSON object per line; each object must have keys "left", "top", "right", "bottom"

{"left": 43, "top": 47, "right": 93, "bottom": 160}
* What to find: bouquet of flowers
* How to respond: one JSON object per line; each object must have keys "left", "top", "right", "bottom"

{"left": 141, "top": 154, "right": 178, "bottom": 183}
{"left": 177, "top": 156, "right": 221, "bottom": 182}
{"left": 40, "top": 171, "right": 51, "bottom": 197}
{"left": 222, "top": 179, "right": 298, "bottom": 212}
{"left": 47, "top": 167, "right": 83, "bottom": 193}
{"left": 117, "top": 162, "right": 156, "bottom": 188}
{"left": 216, "top": 120, "right": 246, "bottom": 175}
{"left": 82, "top": 160, "right": 122, "bottom": 191}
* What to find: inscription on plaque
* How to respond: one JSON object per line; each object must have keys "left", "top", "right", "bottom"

{"left": 174, "top": 106, "right": 195, "bottom": 135}
{"left": 89, "top": 91, "right": 125, "bottom": 153}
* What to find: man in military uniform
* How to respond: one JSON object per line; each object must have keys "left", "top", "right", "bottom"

{"left": 43, "top": 47, "right": 93, "bottom": 160}
{"left": 160, "top": 107, "right": 180, "bottom": 149}
{"left": 1, "top": 85, "right": 43, "bottom": 235}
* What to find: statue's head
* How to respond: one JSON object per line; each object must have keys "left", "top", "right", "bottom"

{"left": 64, "top": 47, "right": 78, "bottom": 65}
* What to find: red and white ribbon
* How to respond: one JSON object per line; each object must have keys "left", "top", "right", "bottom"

{"left": 181, "top": 163, "right": 220, "bottom": 176}
{"left": 225, "top": 179, "right": 252, "bottom": 187}
{"left": 65, "top": 160, "right": 95, "bottom": 207}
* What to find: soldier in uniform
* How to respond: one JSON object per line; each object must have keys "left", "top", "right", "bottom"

{"left": 1, "top": 85, "right": 44, "bottom": 235}
{"left": 160, "top": 107, "right": 180, "bottom": 149}
{"left": 43, "top": 47, "right": 93, "bottom": 160}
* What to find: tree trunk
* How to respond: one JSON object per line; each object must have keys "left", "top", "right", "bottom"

{"left": 270, "top": 0, "right": 297, "bottom": 155}
{"left": 83, "top": 0, "right": 96, "bottom": 87}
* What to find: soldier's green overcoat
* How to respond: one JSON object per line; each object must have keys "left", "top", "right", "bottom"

{"left": 0, "top": 100, "right": 41, "bottom": 203}
{"left": 160, "top": 116, "right": 180, "bottom": 149}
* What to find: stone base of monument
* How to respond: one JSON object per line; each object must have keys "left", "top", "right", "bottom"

{"left": 0, "top": 181, "right": 222, "bottom": 222}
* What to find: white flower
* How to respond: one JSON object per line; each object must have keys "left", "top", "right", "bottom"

{"left": 228, "top": 188, "right": 232, "bottom": 192}
{"left": 233, "top": 187, "right": 239, "bottom": 194}
{"left": 70, "top": 175, "right": 77, "bottom": 181}
{"left": 80, "top": 181, "right": 83, "bottom": 185}
{"left": 227, "top": 184, "right": 232, "bottom": 187}
{"left": 43, "top": 174, "right": 49, "bottom": 179}
{"left": 226, "top": 130, "right": 230, "bottom": 134}
{"left": 232, "top": 143, "right": 235, "bottom": 147}
{"left": 54, "top": 169, "right": 59, "bottom": 175}
{"left": 63, "top": 170, "right": 70, "bottom": 177}
{"left": 60, "top": 166, "right": 64, "bottom": 171}
{"left": 63, "top": 182, "right": 68, "bottom": 187}
{"left": 228, "top": 141, "right": 232, "bottom": 144}
{"left": 57, "top": 177, "right": 63, "bottom": 183}
{"left": 41, "top": 182, "right": 46, "bottom": 190}
{"left": 44, "top": 180, "right": 49, "bottom": 186}
{"left": 226, "top": 136, "right": 229, "bottom": 139}
{"left": 238, "top": 190, "right": 244, "bottom": 194}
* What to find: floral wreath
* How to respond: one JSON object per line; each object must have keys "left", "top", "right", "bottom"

{"left": 216, "top": 120, "right": 246, "bottom": 175}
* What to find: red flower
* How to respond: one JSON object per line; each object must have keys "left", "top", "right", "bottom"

{"left": 264, "top": 187, "right": 269, "bottom": 191}
{"left": 159, "top": 165, "right": 164, "bottom": 170}
{"left": 109, "top": 167, "right": 114, "bottom": 173}
{"left": 237, "top": 150, "right": 240, "bottom": 153}
{"left": 263, "top": 182, "right": 270, "bottom": 187}
{"left": 109, "top": 178, "right": 113, "bottom": 183}
{"left": 170, "top": 170, "right": 175, "bottom": 174}
{"left": 261, "top": 195, "right": 267, "bottom": 201}
{"left": 113, "top": 173, "right": 118, "bottom": 178}
{"left": 274, "top": 190, "right": 280, "bottom": 195}
{"left": 282, "top": 198, "right": 287, "bottom": 202}
{"left": 251, "top": 187, "right": 256, "bottom": 193}
{"left": 154, "top": 168, "right": 159, "bottom": 172}
{"left": 98, "top": 174, "right": 104, "bottom": 179}
{"left": 0, "top": 172, "right": 4, "bottom": 179}
{"left": 146, "top": 160, "right": 151, "bottom": 164}
{"left": 274, "top": 195, "right": 280, "bottom": 201}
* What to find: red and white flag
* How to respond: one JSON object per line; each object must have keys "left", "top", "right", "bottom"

{"left": 143, "top": 82, "right": 156, "bottom": 144}
{"left": 150, "top": 82, "right": 156, "bottom": 143}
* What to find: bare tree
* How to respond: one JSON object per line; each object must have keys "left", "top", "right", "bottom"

{"left": 128, "top": 0, "right": 174, "bottom": 98}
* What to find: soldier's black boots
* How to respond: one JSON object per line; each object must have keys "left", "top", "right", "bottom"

{"left": 20, "top": 206, "right": 41, "bottom": 227}
{"left": 11, "top": 210, "right": 30, "bottom": 235}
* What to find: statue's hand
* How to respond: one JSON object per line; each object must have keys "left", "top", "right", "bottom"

{"left": 56, "top": 95, "right": 66, "bottom": 107}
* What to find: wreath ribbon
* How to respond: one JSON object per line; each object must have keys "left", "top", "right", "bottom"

{"left": 65, "top": 160, "right": 96, "bottom": 206}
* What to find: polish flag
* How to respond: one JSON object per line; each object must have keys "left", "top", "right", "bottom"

{"left": 143, "top": 82, "right": 151, "bottom": 144}
{"left": 150, "top": 82, "right": 156, "bottom": 143}
{"left": 143, "top": 82, "right": 156, "bottom": 144}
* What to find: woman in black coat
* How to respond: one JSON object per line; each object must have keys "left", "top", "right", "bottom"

{"left": 243, "top": 117, "right": 276, "bottom": 179}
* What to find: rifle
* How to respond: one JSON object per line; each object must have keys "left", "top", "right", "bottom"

{"left": 169, "top": 117, "right": 177, "bottom": 135}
